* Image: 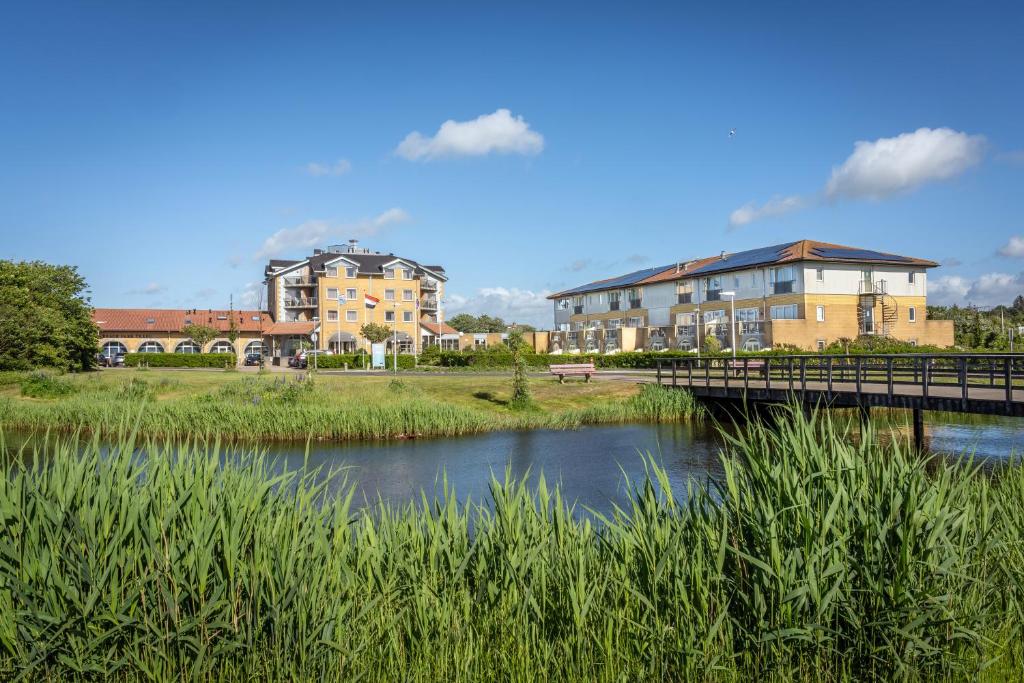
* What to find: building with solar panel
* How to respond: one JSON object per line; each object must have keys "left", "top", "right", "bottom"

{"left": 546, "top": 240, "right": 954, "bottom": 353}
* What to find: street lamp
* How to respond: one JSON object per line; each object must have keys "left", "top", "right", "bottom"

{"left": 721, "top": 291, "right": 737, "bottom": 360}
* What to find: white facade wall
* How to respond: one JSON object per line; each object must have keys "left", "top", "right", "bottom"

{"left": 642, "top": 282, "right": 676, "bottom": 326}
{"left": 802, "top": 264, "right": 927, "bottom": 296}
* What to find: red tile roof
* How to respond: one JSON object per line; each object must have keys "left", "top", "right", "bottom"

{"left": 93, "top": 308, "right": 271, "bottom": 334}
{"left": 263, "top": 321, "right": 316, "bottom": 335}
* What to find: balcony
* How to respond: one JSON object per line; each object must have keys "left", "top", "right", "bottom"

{"left": 737, "top": 321, "right": 766, "bottom": 335}
{"left": 283, "top": 277, "right": 315, "bottom": 287}
{"left": 705, "top": 289, "right": 722, "bottom": 302}
{"left": 420, "top": 296, "right": 438, "bottom": 310}
{"left": 859, "top": 279, "right": 887, "bottom": 295}
{"left": 284, "top": 297, "right": 318, "bottom": 308}
{"left": 677, "top": 292, "right": 692, "bottom": 304}
{"left": 772, "top": 280, "right": 795, "bottom": 294}
{"left": 609, "top": 300, "right": 620, "bottom": 311}
{"left": 628, "top": 299, "right": 642, "bottom": 309}
{"left": 676, "top": 324, "right": 697, "bottom": 338}
{"left": 573, "top": 305, "right": 584, "bottom": 314}
{"left": 421, "top": 278, "right": 439, "bottom": 291}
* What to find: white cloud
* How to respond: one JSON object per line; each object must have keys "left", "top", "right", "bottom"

{"left": 239, "top": 281, "right": 263, "bottom": 308}
{"left": 126, "top": 282, "right": 165, "bottom": 296}
{"left": 306, "top": 159, "right": 352, "bottom": 177}
{"left": 930, "top": 272, "right": 1024, "bottom": 307}
{"left": 446, "top": 286, "right": 553, "bottom": 328}
{"left": 254, "top": 208, "right": 411, "bottom": 260}
{"left": 395, "top": 108, "right": 544, "bottom": 161}
{"left": 825, "top": 127, "right": 985, "bottom": 200}
{"left": 728, "top": 195, "right": 803, "bottom": 228}
{"left": 998, "top": 235, "right": 1024, "bottom": 258}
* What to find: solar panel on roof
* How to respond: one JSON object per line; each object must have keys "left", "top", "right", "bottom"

{"left": 810, "top": 247, "right": 912, "bottom": 262}
{"left": 686, "top": 242, "right": 798, "bottom": 276}
{"left": 557, "top": 264, "right": 675, "bottom": 296}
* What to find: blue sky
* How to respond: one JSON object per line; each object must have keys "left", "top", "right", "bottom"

{"left": 2, "top": 1, "right": 1022, "bottom": 326}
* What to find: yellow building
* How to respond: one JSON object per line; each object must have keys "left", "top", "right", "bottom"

{"left": 263, "top": 240, "right": 447, "bottom": 358}
{"left": 548, "top": 240, "right": 953, "bottom": 353}
{"left": 93, "top": 308, "right": 271, "bottom": 360}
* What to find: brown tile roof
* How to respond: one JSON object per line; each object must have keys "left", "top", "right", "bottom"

{"left": 264, "top": 321, "right": 316, "bottom": 335}
{"left": 420, "top": 322, "right": 459, "bottom": 336}
{"left": 92, "top": 308, "right": 271, "bottom": 334}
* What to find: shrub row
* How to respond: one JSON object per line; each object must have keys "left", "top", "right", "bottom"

{"left": 124, "top": 353, "right": 237, "bottom": 368}
{"left": 314, "top": 353, "right": 417, "bottom": 370}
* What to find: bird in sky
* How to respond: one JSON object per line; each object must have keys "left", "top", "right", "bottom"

{"left": 729, "top": 128, "right": 736, "bottom": 138}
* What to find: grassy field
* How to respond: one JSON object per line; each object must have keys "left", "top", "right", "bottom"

{"left": 1, "top": 409, "right": 1021, "bottom": 681}
{"left": 0, "top": 368, "right": 702, "bottom": 441}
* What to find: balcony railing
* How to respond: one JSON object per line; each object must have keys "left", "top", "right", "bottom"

{"left": 676, "top": 324, "right": 697, "bottom": 338}
{"left": 738, "top": 321, "right": 766, "bottom": 335}
{"left": 283, "top": 277, "right": 315, "bottom": 287}
{"left": 628, "top": 299, "right": 642, "bottom": 309}
{"left": 609, "top": 300, "right": 620, "bottom": 311}
{"left": 421, "top": 278, "right": 439, "bottom": 291}
{"left": 859, "top": 279, "right": 887, "bottom": 295}
{"left": 420, "top": 296, "right": 438, "bottom": 310}
{"left": 772, "top": 280, "right": 795, "bottom": 294}
{"left": 573, "top": 305, "right": 584, "bottom": 314}
{"left": 705, "top": 289, "right": 722, "bottom": 301}
{"left": 677, "top": 292, "right": 692, "bottom": 304}
{"left": 284, "top": 297, "right": 318, "bottom": 308}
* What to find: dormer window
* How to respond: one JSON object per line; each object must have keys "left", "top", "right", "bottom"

{"left": 327, "top": 267, "right": 338, "bottom": 277}
{"left": 346, "top": 267, "right": 357, "bottom": 278}
{"left": 384, "top": 268, "right": 395, "bottom": 279}
{"left": 402, "top": 268, "right": 413, "bottom": 280}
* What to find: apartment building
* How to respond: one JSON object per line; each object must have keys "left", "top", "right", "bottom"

{"left": 548, "top": 240, "right": 953, "bottom": 352}
{"left": 263, "top": 240, "right": 447, "bottom": 357}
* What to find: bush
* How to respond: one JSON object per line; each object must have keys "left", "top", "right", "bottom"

{"left": 123, "top": 353, "right": 237, "bottom": 368}
{"left": 19, "top": 372, "right": 77, "bottom": 398}
{"left": 315, "top": 353, "right": 416, "bottom": 370}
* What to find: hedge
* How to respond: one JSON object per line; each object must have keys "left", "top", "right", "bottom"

{"left": 124, "top": 353, "right": 237, "bottom": 368}
{"left": 314, "top": 353, "right": 417, "bottom": 370}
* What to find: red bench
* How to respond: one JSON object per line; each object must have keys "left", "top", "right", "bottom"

{"left": 550, "top": 363, "right": 595, "bottom": 383}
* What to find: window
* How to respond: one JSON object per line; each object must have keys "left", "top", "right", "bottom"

{"left": 244, "top": 341, "right": 268, "bottom": 356}
{"left": 384, "top": 289, "right": 395, "bottom": 301}
{"left": 327, "top": 267, "right": 338, "bottom": 277}
{"left": 909, "top": 339, "right": 918, "bottom": 347}
{"left": 137, "top": 340, "right": 163, "bottom": 353}
{"left": 345, "top": 267, "right": 356, "bottom": 278}
{"left": 402, "top": 268, "right": 413, "bottom": 280}
{"left": 384, "top": 268, "right": 395, "bottom": 279}
{"left": 557, "top": 298, "right": 569, "bottom": 310}
{"left": 346, "top": 288, "right": 357, "bottom": 300}
{"left": 627, "top": 317, "right": 643, "bottom": 328}
{"left": 908, "top": 271, "right": 916, "bottom": 285}
{"left": 703, "top": 309, "right": 725, "bottom": 323}
{"left": 771, "top": 304, "right": 799, "bottom": 320}
{"left": 733, "top": 275, "right": 740, "bottom": 289}
{"left": 626, "top": 288, "right": 642, "bottom": 307}
{"left": 346, "top": 310, "right": 357, "bottom": 322}
{"left": 736, "top": 307, "right": 759, "bottom": 322}
{"left": 210, "top": 341, "right": 235, "bottom": 354}
{"left": 676, "top": 312, "right": 696, "bottom": 326}
{"left": 402, "top": 289, "right": 414, "bottom": 301}
{"left": 572, "top": 296, "right": 584, "bottom": 314}
{"left": 327, "top": 288, "right": 338, "bottom": 300}
{"left": 403, "top": 311, "right": 413, "bottom": 322}
{"left": 327, "top": 310, "right": 338, "bottom": 321}
{"left": 606, "top": 318, "right": 623, "bottom": 329}
{"left": 101, "top": 341, "right": 128, "bottom": 358}
{"left": 817, "top": 340, "right": 826, "bottom": 351}
{"left": 908, "top": 306, "right": 917, "bottom": 322}
{"left": 175, "top": 340, "right": 201, "bottom": 354}
{"left": 816, "top": 305, "right": 825, "bottom": 322}
{"left": 385, "top": 311, "right": 395, "bottom": 322}
{"left": 770, "top": 266, "right": 796, "bottom": 294}
{"left": 816, "top": 267, "right": 824, "bottom": 282}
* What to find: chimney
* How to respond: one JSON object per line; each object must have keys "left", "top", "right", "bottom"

{"left": 720, "top": 250, "right": 727, "bottom": 260}
{"left": 313, "top": 248, "right": 323, "bottom": 255}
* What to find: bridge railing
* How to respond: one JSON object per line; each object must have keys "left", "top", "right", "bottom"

{"left": 654, "top": 353, "right": 1024, "bottom": 409}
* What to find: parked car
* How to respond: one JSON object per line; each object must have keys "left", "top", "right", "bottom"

{"left": 243, "top": 353, "right": 263, "bottom": 367}
{"left": 99, "top": 353, "right": 125, "bottom": 368}
{"left": 293, "top": 349, "right": 333, "bottom": 369}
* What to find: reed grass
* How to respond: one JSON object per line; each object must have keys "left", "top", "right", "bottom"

{"left": 0, "top": 375, "right": 702, "bottom": 442}
{"left": 1, "top": 409, "right": 1022, "bottom": 681}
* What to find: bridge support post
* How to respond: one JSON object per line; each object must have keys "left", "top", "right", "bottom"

{"left": 858, "top": 402, "right": 870, "bottom": 427}
{"left": 912, "top": 408, "right": 924, "bottom": 452}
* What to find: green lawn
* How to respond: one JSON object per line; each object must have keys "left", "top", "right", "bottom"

{"left": 0, "top": 368, "right": 701, "bottom": 442}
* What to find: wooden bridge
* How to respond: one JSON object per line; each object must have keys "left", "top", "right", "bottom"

{"left": 653, "top": 353, "right": 1024, "bottom": 448}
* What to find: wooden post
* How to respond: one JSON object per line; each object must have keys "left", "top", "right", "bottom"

{"left": 656, "top": 361, "right": 662, "bottom": 385}
{"left": 960, "top": 356, "right": 969, "bottom": 410}
{"left": 912, "top": 407, "right": 924, "bottom": 452}
{"left": 1006, "top": 357, "right": 1013, "bottom": 414}
{"left": 887, "top": 357, "right": 894, "bottom": 400}
{"left": 672, "top": 359, "right": 677, "bottom": 387}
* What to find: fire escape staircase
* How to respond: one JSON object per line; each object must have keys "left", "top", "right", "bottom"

{"left": 858, "top": 280, "right": 898, "bottom": 336}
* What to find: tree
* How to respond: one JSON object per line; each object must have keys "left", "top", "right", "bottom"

{"left": 360, "top": 322, "right": 392, "bottom": 344}
{"left": 182, "top": 324, "right": 218, "bottom": 351}
{"left": 702, "top": 334, "right": 722, "bottom": 354}
{"left": 1014, "top": 295, "right": 1024, "bottom": 313}
{"left": 447, "top": 313, "right": 509, "bottom": 333}
{"left": 508, "top": 330, "right": 532, "bottom": 409}
{"left": 0, "top": 260, "right": 98, "bottom": 371}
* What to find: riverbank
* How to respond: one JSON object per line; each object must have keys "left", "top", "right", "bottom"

{"left": 2, "top": 409, "right": 1021, "bottom": 681}
{"left": 0, "top": 369, "right": 703, "bottom": 441}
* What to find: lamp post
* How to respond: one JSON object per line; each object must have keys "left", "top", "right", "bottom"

{"left": 721, "top": 291, "right": 737, "bottom": 360}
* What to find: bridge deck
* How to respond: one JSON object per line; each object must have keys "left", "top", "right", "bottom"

{"left": 653, "top": 354, "right": 1024, "bottom": 417}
